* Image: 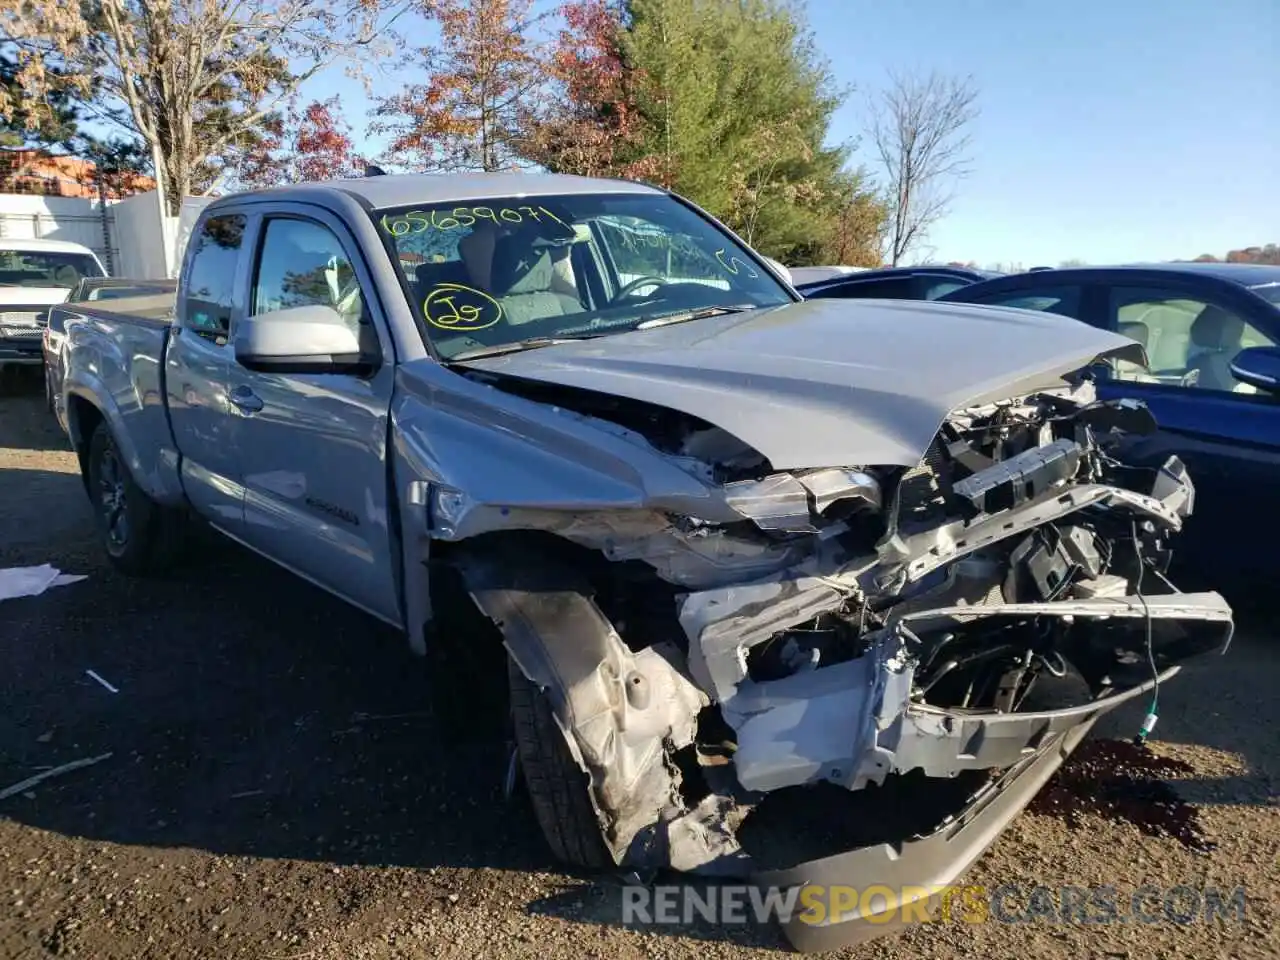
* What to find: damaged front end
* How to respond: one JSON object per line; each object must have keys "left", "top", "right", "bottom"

{"left": 420, "top": 371, "right": 1231, "bottom": 950}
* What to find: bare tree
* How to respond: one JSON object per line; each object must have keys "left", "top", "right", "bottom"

{"left": 868, "top": 71, "right": 978, "bottom": 266}
{"left": 0, "top": 0, "right": 406, "bottom": 213}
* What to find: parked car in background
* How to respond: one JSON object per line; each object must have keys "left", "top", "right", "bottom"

{"left": 796, "top": 264, "right": 1002, "bottom": 301}
{"left": 788, "top": 264, "right": 870, "bottom": 286}
{"left": 0, "top": 238, "right": 105, "bottom": 372}
{"left": 43, "top": 277, "right": 178, "bottom": 413}
{"left": 939, "top": 263, "right": 1280, "bottom": 590}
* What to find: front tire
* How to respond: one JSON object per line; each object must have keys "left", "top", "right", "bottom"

{"left": 86, "top": 422, "right": 181, "bottom": 575}
{"left": 508, "top": 658, "right": 612, "bottom": 870}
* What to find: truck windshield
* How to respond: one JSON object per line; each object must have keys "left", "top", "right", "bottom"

{"left": 374, "top": 192, "right": 794, "bottom": 359}
{"left": 0, "top": 251, "right": 103, "bottom": 289}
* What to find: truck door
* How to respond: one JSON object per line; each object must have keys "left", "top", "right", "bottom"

{"left": 226, "top": 207, "right": 402, "bottom": 627}
{"left": 165, "top": 212, "right": 249, "bottom": 527}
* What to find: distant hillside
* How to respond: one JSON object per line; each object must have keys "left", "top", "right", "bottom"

{"left": 1190, "top": 244, "right": 1280, "bottom": 265}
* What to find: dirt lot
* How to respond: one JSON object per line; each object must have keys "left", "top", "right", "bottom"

{"left": 1, "top": 377, "right": 1277, "bottom": 960}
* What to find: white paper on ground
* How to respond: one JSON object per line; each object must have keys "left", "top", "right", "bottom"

{"left": 0, "top": 564, "right": 88, "bottom": 602}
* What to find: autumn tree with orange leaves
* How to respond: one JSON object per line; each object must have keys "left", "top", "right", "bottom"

{"left": 1191, "top": 244, "right": 1280, "bottom": 266}
{"left": 0, "top": 0, "right": 406, "bottom": 212}
{"left": 522, "top": 0, "right": 661, "bottom": 182}
{"left": 372, "top": 0, "right": 546, "bottom": 172}
{"left": 240, "top": 98, "right": 364, "bottom": 187}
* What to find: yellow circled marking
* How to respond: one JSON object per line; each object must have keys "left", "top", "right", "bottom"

{"left": 423, "top": 282, "right": 504, "bottom": 332}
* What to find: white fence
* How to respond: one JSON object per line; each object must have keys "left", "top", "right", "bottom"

{"left": 0, "top": 191, "right": 211, "bottom": 280}
{"left": 111, "top": 193, "right": 170, "bottom": 279}
{"left": 0, "top": 194, "right": 119, "bottom": 273}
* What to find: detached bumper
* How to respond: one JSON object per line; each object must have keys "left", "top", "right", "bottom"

{"left": 755, "top": 666, "right": 1178, "bottom": 953}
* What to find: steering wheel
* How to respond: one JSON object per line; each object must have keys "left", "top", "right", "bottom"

{"left": 611, "top": 275, "right": 669, "bottom": 303}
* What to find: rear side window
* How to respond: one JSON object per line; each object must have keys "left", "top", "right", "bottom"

{"left": 808, "top": 277, "right": 918, "bottom": 300}
{"left": 1108, "top": 286, "right": 1273, "bottom": 391}
{"left": 922, "top": 279, "right": 967, "bottom": 300}
{"left": 184, "top": 215, "right": 246, "bottom": 339}
{"left": 972, "top": 285, "right": 1083, "bottom": 319}
{"left": 89, "top": 286, "right": 162, "bottom": 301}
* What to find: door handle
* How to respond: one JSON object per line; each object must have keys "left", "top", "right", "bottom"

{"left": 229, "top": 386, "right": 264, "bottom": 414}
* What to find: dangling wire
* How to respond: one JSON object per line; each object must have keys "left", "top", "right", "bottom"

{"left": 1130, "top": 518, "right": 1159, "bottom": 744}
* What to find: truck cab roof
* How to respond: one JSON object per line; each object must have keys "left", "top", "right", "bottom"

{"left": 216, "top": 172, "right": 665, "bottom": 212}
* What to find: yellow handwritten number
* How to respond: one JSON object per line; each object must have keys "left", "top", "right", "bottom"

{"left": 380, "top": 214, "right": 410, "bottom": 237}
{"left": 423, "top": 283, "right": 503, "bottom": 332}
{"left": 382, "top": 206, "right": 573, "bottom": 235}
{"left": 715, "top": 248, "right": 760, "bottom": 279}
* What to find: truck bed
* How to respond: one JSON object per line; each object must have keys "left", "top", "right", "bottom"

{"left": 55, "top": 291, "right": 178, "bottom": 325}
{"left": 56, "top": 291, "right": 185, "bottom": 505}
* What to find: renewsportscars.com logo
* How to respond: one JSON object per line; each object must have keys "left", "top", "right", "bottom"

{"left": 620, "top": 882, "right": 1249, "bottom": 927}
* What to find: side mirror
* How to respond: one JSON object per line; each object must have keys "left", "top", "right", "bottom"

{"left": 1228, "top": 345, "right": 1280, "bottom": 393}
{"left": 234, "top": 304, "right": 366, "bottom": 374}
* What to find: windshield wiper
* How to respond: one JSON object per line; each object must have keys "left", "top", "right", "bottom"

{"left": 449, "top": 334, "right": 600, "bottom": 361}
{"left": 635, "top": 304, "right": 755, "bottom": 330}
{"left": 448, "top": 305, "right": 756, "bottom": 359}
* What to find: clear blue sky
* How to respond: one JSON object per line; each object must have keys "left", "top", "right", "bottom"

{"left": 308, "top": 0, "right": 1279, "bottom": 267}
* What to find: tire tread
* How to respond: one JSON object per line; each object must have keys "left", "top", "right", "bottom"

{"left": 507, "top": 659, "right": 612, "bottom": 869}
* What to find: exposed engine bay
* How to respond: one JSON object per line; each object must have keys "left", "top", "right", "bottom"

{"left": 435, "top": 371, "right": 1232, "bottom": 882}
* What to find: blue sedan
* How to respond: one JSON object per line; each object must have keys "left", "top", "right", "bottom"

{"left": 796, "top": 265, "right": 1002, "bottom": 301}
{"left": 940, "top": 262, "right": 1280, "bottom": 591}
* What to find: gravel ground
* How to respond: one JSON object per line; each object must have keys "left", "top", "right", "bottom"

{"left": 1, "top": 376, "right": 1277, "bottom": 960}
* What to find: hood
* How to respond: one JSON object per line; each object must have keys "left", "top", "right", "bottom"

{"left": 0, "top": 287, "right": 72, "bottom": 307}
{"left": 458, "top": 298, "right": 1143, "bottom": 470}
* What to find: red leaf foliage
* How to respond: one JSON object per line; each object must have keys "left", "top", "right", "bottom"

{"left": 241, "top": 96, "right": 362, "bottom": 187}
{"left": 524, "top": 0, "right": 666, "bottom": 182}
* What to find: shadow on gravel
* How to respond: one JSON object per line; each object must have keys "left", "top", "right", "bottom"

{"left": 0, "top": 382, "right": 71, "bottom": 453}
{"left": 1, "top": 528, "right": 799, "bottom": 948}
{"left": 0, "top": 467, "right": 91, "bottom": 557}
{"left": 0, "top": 537, "right": 554, "bottom": 878}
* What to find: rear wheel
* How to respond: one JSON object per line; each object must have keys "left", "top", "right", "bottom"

{"left": 508, "top": 658, "right": 612, "bottom": 870}
{"left": 86, "top": 422, "right": 182, "bottom": 575}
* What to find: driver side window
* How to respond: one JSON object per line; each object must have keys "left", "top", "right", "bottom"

{"left": 252, "top": 218, "right": 367, "bottom": 339}
{"left": 1109, "top": 287, "right": 1273, "bottom": 393}
{"left": 973, "top": 285, "right": 1083, "bottom": 319}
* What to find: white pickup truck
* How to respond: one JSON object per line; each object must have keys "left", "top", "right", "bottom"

{"left": 55, "top": 172, "right": 1231, "bottom": 950}
{"left": 0, "top": 237, "right": 106, "bottom": 373}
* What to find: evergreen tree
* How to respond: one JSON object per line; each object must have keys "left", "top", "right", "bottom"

{"left": 526, "top": 0, "right": 884, "bottom": 265}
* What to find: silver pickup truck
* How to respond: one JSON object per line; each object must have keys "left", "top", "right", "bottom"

{"left": 56, "top": 173, "right": 1232, "bottom": 950}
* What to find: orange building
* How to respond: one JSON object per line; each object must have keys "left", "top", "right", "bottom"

{"left": 0, "top": 149, "right": 155, "bottom": 200}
